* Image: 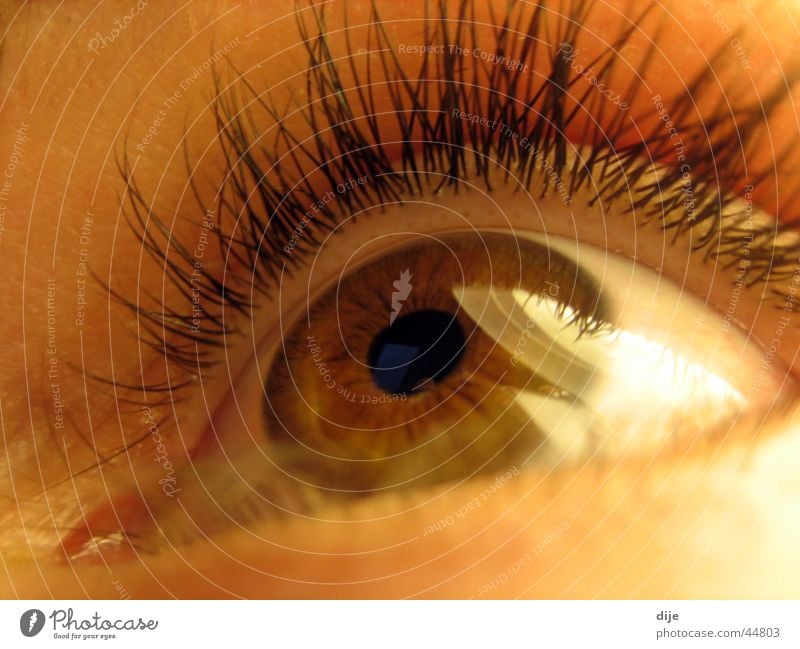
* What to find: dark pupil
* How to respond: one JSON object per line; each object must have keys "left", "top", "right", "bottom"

{"left": 367, "top": 309, "right": 465, "bottom": 395}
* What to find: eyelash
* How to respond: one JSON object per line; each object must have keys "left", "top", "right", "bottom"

{"left": 110, "top": 0, "right": 800, "bottom": 400}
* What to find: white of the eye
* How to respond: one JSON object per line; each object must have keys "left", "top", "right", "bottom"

{"left": 454, "top": 234, "right": 779, "bottom": 461}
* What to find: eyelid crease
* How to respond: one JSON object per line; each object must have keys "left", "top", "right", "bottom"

{"left": 109, "top": 0, "right": 800, "bottom": 399}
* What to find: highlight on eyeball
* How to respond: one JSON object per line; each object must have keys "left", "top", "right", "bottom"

{"left": 1, "top": 0, "right": 800, "bottom": 608}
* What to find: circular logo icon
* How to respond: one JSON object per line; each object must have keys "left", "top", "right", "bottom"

{"left": 20, "top": 609, "right": 45, "bottom": 637}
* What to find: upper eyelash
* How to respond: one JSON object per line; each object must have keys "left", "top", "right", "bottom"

{"left": 111, "top": 0, "right": 800, "bottom": 397}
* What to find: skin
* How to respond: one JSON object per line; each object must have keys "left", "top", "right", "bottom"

{"left": 0, "top": 0, "right": 799, "bottom": 598}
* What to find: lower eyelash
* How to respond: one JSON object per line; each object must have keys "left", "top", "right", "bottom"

{"left": 111, "top": 0, "right": 800, "bottom": 396}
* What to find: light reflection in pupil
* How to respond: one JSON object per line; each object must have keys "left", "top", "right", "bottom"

{"left": 367, "top": 309, "right": 465, "bottom": 394}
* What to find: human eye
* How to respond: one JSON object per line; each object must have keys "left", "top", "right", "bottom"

{"left": 2, "top": 0, "right": 800, "bottom": 599}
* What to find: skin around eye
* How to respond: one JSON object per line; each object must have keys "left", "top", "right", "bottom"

{"left": 1, "top": 0, "right": 800, "bottom": 598}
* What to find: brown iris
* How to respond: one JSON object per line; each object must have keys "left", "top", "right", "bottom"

{"left": 263, "top": 231, "right": 604, "bottom": 493}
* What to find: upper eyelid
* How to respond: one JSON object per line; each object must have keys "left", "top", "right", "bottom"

{"left": 110, "top": 0, "right": 800, "bottom": 397}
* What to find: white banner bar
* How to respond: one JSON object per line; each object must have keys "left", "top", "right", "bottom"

{"left": 0, "top": 600, "right": 797, "bottom": 648}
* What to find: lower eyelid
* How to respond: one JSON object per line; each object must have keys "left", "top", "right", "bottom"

{"left": 48, "top": 405, "right": 800, "bottom": 597}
